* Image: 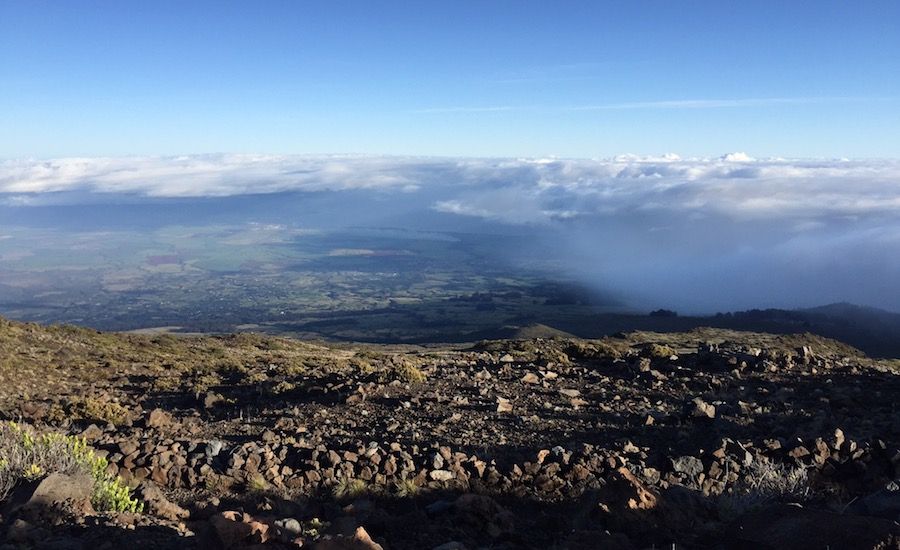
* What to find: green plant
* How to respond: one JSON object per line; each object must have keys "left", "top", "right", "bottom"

{"left": 150, "top": 334, "right": 178, "bottom": 347}
{"left": 247, "top": 474, "right": 268, "bottom": 493}
{"left": 0, "top": 422, "right": 143, "bottom": 513}
{"left": 70, "top": 397, "right": 131, "bottom": 426}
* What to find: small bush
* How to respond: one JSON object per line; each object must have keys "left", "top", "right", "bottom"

{"left": 643, "top": 343, "right": 677, "bottom": 360}
{"left": 280, "top": 361, "right": 306, "bottom": 376}
{"left": 393, "top": 478, "right": 419, "bottom": 498}
{"left": 242, "top": 371, "right": 269, "bottom": 386}
{"left": 348, "top": 357, "right": 374, "bottom": 374}
{"left": 717, "top": 457, "right": 810, "bottom": 519}
{"left": 738, "top": 457, "right": 810, "bottom": 498}
{"left": 150, "top": 334, "right": 179, "bottom": 347}
{"left": 70, "top": 397, "right": 131, "bottom": 426}
{"left": 203, "top": 472, "right": 231, "bottom": 495}
{"left": 302, "top": 517, "right": 328, "bottom": 538}
{"left": 567, "top": 341, "right": 623, "bottom": 361}
{"left": 189, "top": 372, "right": 221, "bottom": 395}
{"left": 246, "top": 474, "right": 269, "bottom": 493}
{"left": 152, "top": 375, "right": 181, "bottom": 392}
{"left": 0, "top": 422, "right": 143, "bottom": 513}
{"left": 384, "top": 357, "right": 426, "bottom": 384}
{"left": 270, "top": 381, "right": 296, "bottom": 395}
{"left": 332, "top": 478, "right": 368, "bottom": 500}
{"left": 396, "top": 363, "right": 425, "bottom": 383}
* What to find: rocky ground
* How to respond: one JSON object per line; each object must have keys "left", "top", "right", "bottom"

{"left": 1, "top": 317, "right": 899, "bottom": 549}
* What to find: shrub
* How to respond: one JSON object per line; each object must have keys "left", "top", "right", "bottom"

{"left": 242, "top": 371, "right": 269, "bottom": 386}
{"left": 738, "top": 457, "right": 810, "bottom": 498}
{"left": 348, "top": 357, "right": 374, "bottom": 374}
{"left": 395, "top": 363, "right": 425, "bottom": 383}
{"left": 246, "top": 473, "right": 269, "bottom": 493}
{"left": 384, "top": 357, "right": 426, "bottom": 384}
{"left": 0, "top": 422, "right": 143, "bottom": 513}
{"left": 302, "top": 517, "right": 328, "bottom": 538}
{"left": 332, "top": 478, "right": 368, "bottom": 500}
{"left": 716, "top": 457, "right": 810, "bottom": 519}
{"left": 643, "top": 343, "right": 677, "bottom": 360}
{"left": 152, "top": 375, "right": 182, "bottom": 392}
{"left": 70, "top": 397, "right": 131, "bottom": 426}
{"left": 566, "top": 340, "right": 623, "bottom": 361}
{"left": 279, "top": 361, "right": 306, "bottom": 376}
{"left": 203, "top": 473, "right": 229, "bottom": 495}
{"left": 270, "top": 381, "right": 296, "bottom": 395}
{"left": 393, "top": 478, "right": 419, "bottom": 498}
{"left": 189, "top": 372, "right": 222, "bottom": 395}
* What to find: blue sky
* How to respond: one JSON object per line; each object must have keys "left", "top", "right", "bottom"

{"left": 2, "top": 1, "right": 899, "bottom": 158}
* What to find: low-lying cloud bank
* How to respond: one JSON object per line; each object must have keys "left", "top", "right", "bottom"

{"left": 2, "top": 154, "right": 899, "bottom": 312}
{"left": 3, "top": 153, "right": 899, "bottom": 220}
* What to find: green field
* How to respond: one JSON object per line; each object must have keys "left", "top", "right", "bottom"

{"left": 0, "top": 223, "right": 615, "bottom": 341}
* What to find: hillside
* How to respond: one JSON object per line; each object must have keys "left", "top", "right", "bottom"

{"left": 507, "top": 303, "right": 900, "bottom": 359}
{"left": 708, "top": 303, "right": 900, "bottom": 358}
{"left": 0, "top": 317, "right": 898, "bottom": 549}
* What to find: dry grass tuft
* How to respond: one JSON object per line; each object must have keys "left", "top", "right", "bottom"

{"left": 716, "top": 457, "right": 810, "bottom": 519}
{"left": 332, "top": 478, "right": 368, "bottom": 500}
{"left": 393, "top": 478, "right": 420, "bottom": 498}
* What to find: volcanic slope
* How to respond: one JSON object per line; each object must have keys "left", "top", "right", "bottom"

{"left": 0, "top": 316, "right": 898, "bottom": 549}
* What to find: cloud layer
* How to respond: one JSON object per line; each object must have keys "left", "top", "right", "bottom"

{"left": 3, "top": 153, "right": 900, "bottom": 221}
{"left": 0, "top": 155, "right": 425, "bottom": 197}
{"left": 3, "top": 154, "right": 900, "bottom": 312}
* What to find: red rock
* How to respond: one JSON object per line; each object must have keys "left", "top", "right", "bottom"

{"left": 136, "top": 481, "right": 189, "bottom": 521}
{"left": 788, "top": 445, "right": 810, "bottom": 459}
{"left": 597, "top": 467, "right": 659, "bottom": 516}
{"left": 247, "top": 519, "right": 271, "bottom": 543}
{"left": 146, "top": 408, "right": 172, "bottom": 428}
{"left": 313, "top": 526, "right": 384, "bottom": 549}
{"left": 6, "top": 473, "right": 94, "bottom": 521}
{"left": 210, "top": 511, "right": 255, "bottom": 549}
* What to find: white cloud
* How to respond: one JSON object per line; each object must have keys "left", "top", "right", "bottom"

{"left": 721, "top": 152, "right": 754, "bottom": 162}
{"left": 3, "top": 153, "right": 900, "bottom": 312}
{"left": 435, "top": 156, "right": 900, "bottom": 223}
{"left": 2, "top": 154, "right": 900, "bottom": 224}
{"left": 433, "top": 200, "right": 492, "bottom": 218}
{"left": 0, "top": 155, "right": 421, "bottom": 197}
